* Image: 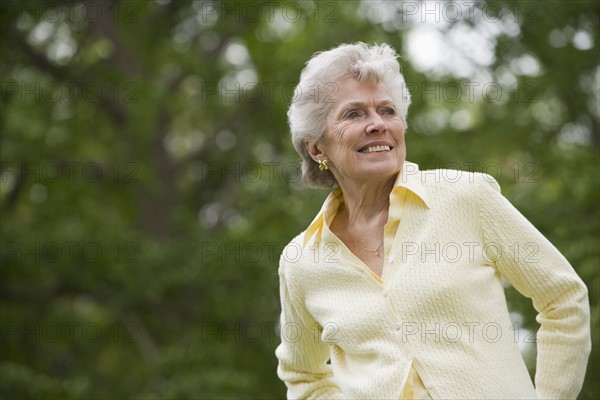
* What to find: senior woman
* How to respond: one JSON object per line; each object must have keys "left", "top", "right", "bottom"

{"left": 275, "top": 42, "right": 590, "bottom": 399}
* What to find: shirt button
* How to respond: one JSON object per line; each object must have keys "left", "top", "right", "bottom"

{"left": 395, "top": 323, "right": 402, "bottom": 331}
{"left": 425, "top": 382, "right": 434, "bottom": 389}
{"left": 407, "top": 352, "right": 413, "bottom": 360}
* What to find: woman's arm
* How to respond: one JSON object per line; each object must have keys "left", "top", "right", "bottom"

{"left": 275, "top": 255, "right": 344, "bottom": 399}
{"left": 477, "top": 175, "right": 591, "bottom": 399}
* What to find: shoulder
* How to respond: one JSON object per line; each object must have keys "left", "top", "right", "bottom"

{"left": 418, "top": 168, "right": 501, "bottom": 195}
{"left": 278, "top": 231, "right": 318, "bottom": 300}
{"left": 278, "top": 232, "right": 306, "bottom": 272}
{"left": 408, "top": 167, "right": 502, "bottom": 211}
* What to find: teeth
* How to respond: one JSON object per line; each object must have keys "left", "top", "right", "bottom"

{"left": 360, "top": 145, "right": 391, "bottom": 153}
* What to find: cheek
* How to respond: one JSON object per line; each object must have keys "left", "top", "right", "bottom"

{"left": 331, "top": 139, "right": 355, "bottom": 160}
{"left": 394, "top": 125, "right": 406, "bottom": 142}
{"left": 324, "top": 126, "right": 358, "bottom": 153}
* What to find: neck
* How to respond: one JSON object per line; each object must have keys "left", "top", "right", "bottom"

{"left": 337, "top": 174, "right": 397, "bottom": 228}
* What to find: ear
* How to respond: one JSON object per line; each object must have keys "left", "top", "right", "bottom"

{"left": 305, "top": 139, "right": 326, "bottom": 162}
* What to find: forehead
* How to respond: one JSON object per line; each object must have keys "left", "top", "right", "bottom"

{"left": 331, "top": 77, "right": 394, "bottom": 108}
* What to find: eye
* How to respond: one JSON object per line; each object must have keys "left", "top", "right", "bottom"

{"left": 343, "top": 110, "right": 361, "bottom": 119}
{"left": 380, "top": 107, "right": 396, "bottom": 116}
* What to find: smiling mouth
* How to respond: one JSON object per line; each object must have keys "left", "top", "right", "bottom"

{"left": 358, "top": 145, "right": 392, "bottom": 153}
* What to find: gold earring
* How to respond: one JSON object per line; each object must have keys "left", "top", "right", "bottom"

{"left": 318, "top": 159, "right": 329, "bottom": 171}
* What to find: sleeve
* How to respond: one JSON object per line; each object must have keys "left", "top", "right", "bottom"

{"left": 275, "top": 253, "right": 344, "bottom": 400}
{"left": 476, "top": 174, "right": 591, "bottom": 400}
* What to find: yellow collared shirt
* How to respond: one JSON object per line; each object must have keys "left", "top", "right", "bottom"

{"left": 276, "top": 161, "right": 590, "bottom": 399}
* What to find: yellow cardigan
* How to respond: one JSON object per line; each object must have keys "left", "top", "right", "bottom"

{"left": 275, "top": 162, "right": 590, "bottom": 399}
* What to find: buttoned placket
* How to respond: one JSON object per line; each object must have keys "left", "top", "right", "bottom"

{"left": 380, "top": 188, "right": 420, "bottom": 397}
{"left": 383, "top": 189, "right": 436, "bottom": 397}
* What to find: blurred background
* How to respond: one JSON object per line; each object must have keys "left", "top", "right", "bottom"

{"left": 1, "top": 0, "right": 598, "bottom": 398}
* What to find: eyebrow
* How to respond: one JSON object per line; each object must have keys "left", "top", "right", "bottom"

{"left": 335, "top": 99, "right": 396, "bottom": 114}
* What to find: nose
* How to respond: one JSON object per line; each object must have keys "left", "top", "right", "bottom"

{"left": 366, "top": 111, "right": 387, "bottom": 134}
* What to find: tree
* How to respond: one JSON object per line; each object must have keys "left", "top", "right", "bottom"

{"left": 1, "top": 0, "right": 597, "bottom": 398}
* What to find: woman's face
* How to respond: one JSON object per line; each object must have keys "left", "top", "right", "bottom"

{"left": 311, "top": 77, "right": 406, "bottom": 185}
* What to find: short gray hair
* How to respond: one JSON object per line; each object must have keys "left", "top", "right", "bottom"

{"left": 288, "top": 42, "right": 412, "bottom": 188}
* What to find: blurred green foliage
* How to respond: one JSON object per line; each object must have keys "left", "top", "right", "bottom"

{"left": 1, "top": 0, "right": 598, "bottom": 398}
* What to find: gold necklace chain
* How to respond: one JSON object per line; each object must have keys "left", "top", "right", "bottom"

{"left": 345, "top": 226, "right": 383, "bottom": 256}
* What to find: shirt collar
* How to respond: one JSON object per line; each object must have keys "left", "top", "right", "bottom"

{"left": 392, "top": 161, "right": 430, "bottom": 208}
{"left": 303, "top": 161, "right": 430, "bottom": 247}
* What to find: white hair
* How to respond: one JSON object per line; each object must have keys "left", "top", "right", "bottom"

{"left": 288, "top": 42, "right": 412, "bottom": 188}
